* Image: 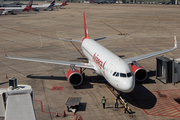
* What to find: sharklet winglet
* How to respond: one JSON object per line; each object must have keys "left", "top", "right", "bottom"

{"left": 3, "top": 44, "right": 8, "bottom": 57}
{"left": 174, "top": 36, "right": 177, "bottom": 49}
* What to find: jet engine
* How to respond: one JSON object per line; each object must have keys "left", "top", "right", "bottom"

{"left": 66, "top": 69, "right": 83, "bottom": 86}
{"left": 33, "top": 8, "right": 39, "bottom": 11}
{"left": 131, "top": 64, "right": 147, "bottom": 82}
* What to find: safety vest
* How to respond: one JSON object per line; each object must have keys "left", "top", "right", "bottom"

{"left": 115, "top": 98, "right": 118, "bottom": 103}
{"left": 102, "top": 98, "right": 106, "bottom": 103}
{"left": 125, "top": 102, "right": 128, "bottom": 108}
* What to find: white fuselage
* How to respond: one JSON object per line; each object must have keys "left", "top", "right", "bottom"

{"left": 31, "top": 4, "right": 50, "bottom": 9}
{"left": 82, "top": 38, "right": 135, "bottom": 93}
{"left": 0, "top": 6, "right": 26, "bottom": 13}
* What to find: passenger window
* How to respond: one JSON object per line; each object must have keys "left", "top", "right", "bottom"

{"left": 127, "top": 72, "right": 132, "bottom": 77}
{"left": 113, "top": 72, "right": 116, "bottom": 76}
{"left": 120, "top": 73, "right": 126, "bottom": 77}
{"left": 116, "top": 72, "right": 119, "bottom": 77}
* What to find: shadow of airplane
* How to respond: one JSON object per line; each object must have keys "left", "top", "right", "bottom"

{"left": 73, "top": 75, "right": 106, "bottom": 89}
{"left": 0, "top": 81, "right": 8, "bottom": 85}
{"left": 126, "top": 84, "right": 157, "bottom": 110}
{"left": 118, "top": 55, "right": 125, "bottom": 58}
{"left": 27, "top": 74, "right": 95, "bottom": 89}
{"left": 106, "top": 76, "right": 157, "bottom": 110}
{"left": 27, "top": 74, "right": 106, "bottom": 89}
{"left": 27, "top": 73, "right": 157, "bottom": 110}
{"left": 27, "top": 74, "right": 67, "bottom": 81}
{"left": 77, "top": 58, "right": 88, "bottom": 60}
{"left": 136, "top": 70, "right": 156, "bottom": 84}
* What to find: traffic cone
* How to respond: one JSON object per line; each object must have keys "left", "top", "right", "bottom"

{"left": 74, "top": 115, "right": 77, "bottom": 120}
{"left": 56, "top": 111, "right": 59, "bottom": 117}
{"left": 62, "top": 110, "right": 66, "bottom": 117}
{"left": 5, "top": 74, "right": 8, "bottom": 79}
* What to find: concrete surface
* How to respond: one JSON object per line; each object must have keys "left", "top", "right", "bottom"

{"left": 0, "top": 3, "right": 180, "bottom": 120}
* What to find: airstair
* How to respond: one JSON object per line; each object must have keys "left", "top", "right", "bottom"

{"left": 105, "top": 84, "right": 133, "bottom": 112}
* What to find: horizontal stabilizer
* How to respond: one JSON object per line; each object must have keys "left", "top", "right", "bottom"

{"left": 94, "top": 36, "right": 108, "bottom": 41}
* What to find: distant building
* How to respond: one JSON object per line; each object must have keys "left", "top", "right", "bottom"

{"left": 90, "top": 0, "right": 116, "bottom": 3}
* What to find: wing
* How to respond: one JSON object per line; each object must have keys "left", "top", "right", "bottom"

{"left": 58, "top": 37, "right": 108, "bottom": 42}
{"left": 5, "top": 54, "right": 94, "bottom": 69}
{"left": 124, "top": 36, "right": 177, "bottom": 64}
{"left": 0, "top": 8, "right": 13, "bottom": 14}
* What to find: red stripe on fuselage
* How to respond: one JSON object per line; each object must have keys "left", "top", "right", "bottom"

{"left": 0, "top": 8, "right": 5, "bottom": 11}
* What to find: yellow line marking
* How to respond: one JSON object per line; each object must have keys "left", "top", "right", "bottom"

{"left": 70, "top": 41, "right": 88, "bottom": 63}
{"left": 100, "top": 21, "right": 128, "bottom": 35}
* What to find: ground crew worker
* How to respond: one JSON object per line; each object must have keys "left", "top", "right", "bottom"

{"left": 101, "top": 96, "right": 106, "bottom": 109}
{"left": 115, "top": 98, "right": 118, "bottom": 108}
{"left": 124, "top": 101, "right": 128, "bottom": 113}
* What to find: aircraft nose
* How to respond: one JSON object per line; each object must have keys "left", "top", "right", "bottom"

{"left": 120, "top": 77, "right": 135, "bottom": 93}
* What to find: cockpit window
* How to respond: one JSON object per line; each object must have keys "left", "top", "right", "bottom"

{"left": 127, "top": 72, "right": 132, "bottom": 77}
{"left": 113, "top": 72, "right": 116, "bottom": 76}
{"left": 116, "top": 72, "right": 119, "bottom": 77}
{"left": 113, "top": 72, "right": 132, "bottom": 78}
{"left": 120, "top": 73, "right": 126, "bottom": 77}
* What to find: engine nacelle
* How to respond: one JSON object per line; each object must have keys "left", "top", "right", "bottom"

{"left": 33, "top": 8, "right": 39, "bottom": 11}
{"left": 131, "top": 65, "right": 147, "bottom": 82}
{"left": 66, "top": 69, "right": 83, "bottom": 86}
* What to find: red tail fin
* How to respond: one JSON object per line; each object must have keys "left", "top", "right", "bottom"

{"left": 23, "top": 0, "right": 33, "bottom": 11}
{"left": 83, "top": 11, "right": 90, "bottom": 40}
{"left": 61, "top": 0, "right": 68, "bottom": 6}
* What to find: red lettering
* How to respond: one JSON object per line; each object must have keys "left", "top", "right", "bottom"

{"left": 103, "top": 61, "right": 106, "bottom": 70}
{"left": 92, "top": 53, "right": 106, "bottom": 69}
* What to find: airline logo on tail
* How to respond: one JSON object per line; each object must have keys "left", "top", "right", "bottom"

{"left": 49, "top": 0, "right": 55, "bottom": 8}
{"left": 23, "top": 0, "right": 33, "bottom": 11}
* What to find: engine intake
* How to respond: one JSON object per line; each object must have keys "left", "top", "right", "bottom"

{"left": 66, "top": 69, "right": 83, "bottom": 86}
{"left": 131, "top": 65, "right": 147, "bottom": 82}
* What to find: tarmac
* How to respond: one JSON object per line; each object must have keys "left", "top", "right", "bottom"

{"left": 0, "top": 2, "right": 180, "bottom": 120}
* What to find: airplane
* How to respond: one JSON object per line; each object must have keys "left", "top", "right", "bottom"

{"left": 4, "top": 11, "right": 177, "bottom": 93}
{"left": 54, "top": 0, "right": 68, "bottom": 9}
{"left": 30, "top": 0, "right": 55, "bottom": 11}
{"left": 0, "top": 1, "right": 33, "bottom": 15}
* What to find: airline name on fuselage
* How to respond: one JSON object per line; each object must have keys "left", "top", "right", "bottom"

{"left": 92, "top": 53, "right": 106, "bottom": 69}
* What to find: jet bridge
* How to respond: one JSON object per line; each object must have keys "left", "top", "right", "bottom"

{"left": 156, "top": 56, "right": 173, "bottom": 84}
{"left": 156, "top": 56, "right": 180, "bottom": 84}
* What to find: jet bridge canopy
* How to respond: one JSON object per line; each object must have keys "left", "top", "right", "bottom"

{"left": 5, "top": 93, "right": 36, "bottom": 120}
